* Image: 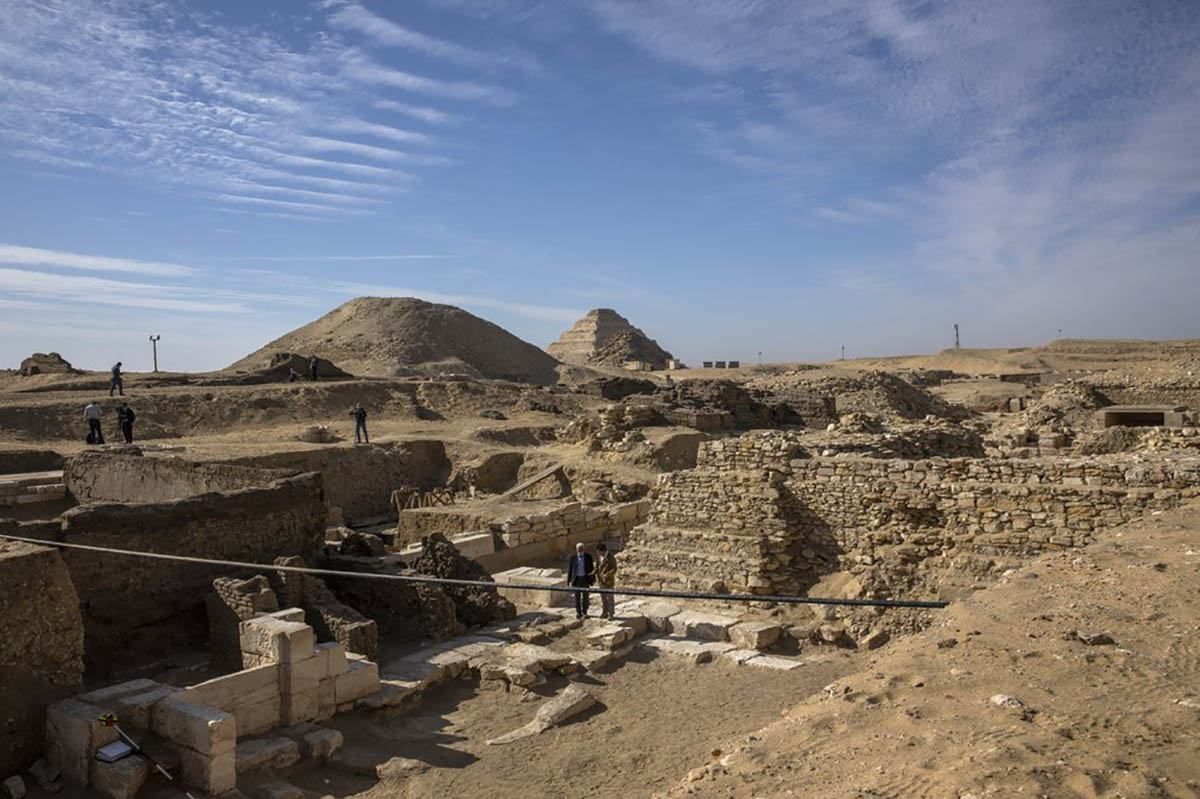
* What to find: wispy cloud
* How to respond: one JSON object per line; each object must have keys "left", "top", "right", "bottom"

{"left": 344, "top": 59, "right": 518, "bottom": 105}
{"left": 224, "top": 254, "right": 457, "bottom": 262}
{"left": 0, "top": 244, "right": 197, "bottom": 277}
{"left": 324, "top": 118, "right": 434, "bottom": 144}
{"left": 0, "top": 268, "right": 245, "bottom": 313}
{"left": 587, "top": 0, "right": 1200, "bottom": 336}
{"left": 0, "top": 0, "right": 515, "bottom": 220}
{"left": 326, "top": 1, "right": 541, "bottom": 73}
{"left": 374, "top": 99, "right": 462, "bottom": 126}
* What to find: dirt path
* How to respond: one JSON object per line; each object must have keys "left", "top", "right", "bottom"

{"left": 287, "top": 649, "right": 857, "bottom": 799}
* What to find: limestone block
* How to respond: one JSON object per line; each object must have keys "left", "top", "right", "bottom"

{"left": 357, "top": 681, "right": 419, "bottom": 710}
{"left": 240, "top": 617, "right": 316, "bottom": 665}
{"left": 667, "top": 611, "right": 739, "bottom": 641}
{"left": 719, "top": 649, "right": 763, "bottom": 665}
{"left": 613, "top": 613, "right": 649, "bottom": 637}
{"left": 334, "top": 660, "right": 380, "bottom": 705}
{"left": 729, "top": 621, "right": 783, "bottom": 651}
{"left": 182, "top": 665, "right": 280, "bottom": 711}
{"left": 280, "top": 655, "right": 322, "bottom": 697}
{"left": 269, "top": 609, "right": 306, "bottom": 624}
{"left": 315, "top": 643, "right": 347, "bottom": 678}
{"left": 586, "top": 624, "right": 634, "bottom": 651}
{"left": 639, "top": 637, "right": 718, "bottom": 665}
{"left": 151, "top": 699, "right": 235, "bottom": 756}
{"left": 479, "top": 663, "right": 537, "bottom": 687}
{"left": 500, "top": 643, "right": 574, "bottom": 673}
{"left": 315, "top": 678, "right": 336, "bottom": 722}
{"left": 744, "top": 654, "right": 804, "bottom": 671}
{"left": 112, "top": 686, "right": 180, "bottom": 731}
{"left": 234, "top": 696, "right": 282, "bottom": 738}
{"left": 178, "top": 747, "right": 237, "bottom": 795}
{"left": 45, "top": 698, "right": 119, "bottom": 786}
{"left": 381, "top": 658, "right": 445, "bottom": 690}
{"left": 486, "top": 685, "right": 596, "bottom": 745}
{"left": 570, "top": 649, "right": 615, "bottom": 672}
{"left": 298, "top": 728, "right": 342, "bottom": 761}
{"left": 280, "top": 688, "right": 319, "bottom": 727}
{"left": 235, "top": 738, "right": 301, "bottom": 774}
{"left": 89, "top": 755, "right": 149, "bottom": 799}
{"left": 79, "top": 680, "right": 160, "bottom": 707}
{"left": 640, "top": 602, "right": 682, "bottom": 633}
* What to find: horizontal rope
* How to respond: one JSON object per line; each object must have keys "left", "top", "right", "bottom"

{"left": 0, "top": 533, "right": 949, "bottom": 609}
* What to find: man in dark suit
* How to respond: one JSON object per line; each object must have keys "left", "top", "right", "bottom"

{"left": 566, "top": 542, "right": 595, "bottom": 619}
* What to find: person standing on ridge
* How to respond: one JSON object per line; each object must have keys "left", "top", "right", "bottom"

{"left": 84, "top": 401, "right": 104, "bottom": 445}
{"left": 595, "top": 542, "right": 619, "bottom": 619}
{"left": 350, "top": 402, "right": 369, "bottom": 444}
{"left": 308, "top": 355, "right": 319, "bottom": 381}
{"left": 566, "top": 542, "right": 595, "bottom": 619}
{"left": 117, "top": 401, "right": 136, "bottom": 444}
{"left": 109, "top": 361, "right": 123, "bottom": 396}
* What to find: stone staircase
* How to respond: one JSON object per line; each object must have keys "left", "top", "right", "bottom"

{"left": 0, "top": 470, "right": 66, "bottom": 509}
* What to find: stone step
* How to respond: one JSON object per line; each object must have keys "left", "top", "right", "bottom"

{"left": 0, "top": 470, "right": 64, "bottom": 488}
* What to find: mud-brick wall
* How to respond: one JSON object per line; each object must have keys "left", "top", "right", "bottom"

{"left": 227, "top": 440, "right": 451, "bottom": 524}
{"left": 40, "top": 473, "right": 326, "bottom": 676}
{"left": 64, "top": 451, "right": 284, "bottom": 504}
{"left": 629, "top": 434, "right": 1200, "bottom": 595}
{"left": 0, "top": 541, "right": 85, "bottom": 776}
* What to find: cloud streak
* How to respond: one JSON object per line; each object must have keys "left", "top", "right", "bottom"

{"left": 327, "top": 1, "right": 541, "bottom": 73}
{"left": 0, "top": 0, "right": 521, "bottom": 220}
{"left": 0, "top": 244, "right": 198, "bottom": 277}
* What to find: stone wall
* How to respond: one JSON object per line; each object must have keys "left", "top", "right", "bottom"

{"left": 0, "top": 448, "right": 65, "bottom": 475}
{"left": 0, "top": 542, "right": 85, "bottom": 776}
{"left": 26, "top": 473, "right": 326, "bottom": 676}
{"left": 226, "top": 440, "right": 451, "bottom": 523}
{"left": 622, "top": 432, "right": 1200, "bottom": 599}
{"left": 64, "top": 450, "right": 283, "bottom": 504}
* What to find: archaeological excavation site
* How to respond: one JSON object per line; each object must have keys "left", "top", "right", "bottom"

{"left": 3, "top": 299, "right": 1200, "bottom": 799}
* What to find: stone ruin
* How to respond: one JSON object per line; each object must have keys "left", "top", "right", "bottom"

{"left": 621, "top": 431, "right": 1200, "bottom": 638}
{"left": 18, "top": 352, "right": 75, "bottom": 377}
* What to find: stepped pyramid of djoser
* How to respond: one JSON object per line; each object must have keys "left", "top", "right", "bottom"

{"left": 547, "top": 308, "right": 674, "bottom": 369}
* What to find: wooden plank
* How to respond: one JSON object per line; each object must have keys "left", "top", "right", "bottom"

{"left": 500, "top": 463, "right": 564, "bottom": 499}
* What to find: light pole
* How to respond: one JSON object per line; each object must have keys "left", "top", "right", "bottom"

{"left": 149, "top": 335, "right": 161, "bottom": 372}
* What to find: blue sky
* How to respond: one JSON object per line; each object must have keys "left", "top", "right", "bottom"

{"left": 1, "top": 0, "right": 1198, "bottom": 372}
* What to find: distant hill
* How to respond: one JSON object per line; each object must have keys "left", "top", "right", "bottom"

{"left": 229, "top": 297, "right": 561, "bottom": 384}
{"left": 548, "top": 308, "right": 674, "bottom": 369}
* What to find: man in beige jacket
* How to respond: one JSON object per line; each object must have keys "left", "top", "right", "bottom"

{"left": 596, "top": 542, "right": 618, "bottom": 619}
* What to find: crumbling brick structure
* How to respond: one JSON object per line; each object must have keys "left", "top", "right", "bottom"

{"left": 622, "top": 432, "right": 1200, "bottom": 600}
{"left": 206, "top": 576, "right": 279, "bottom": 672}
{"left": 0, "top": 541, "right": 85, "bottom": 776}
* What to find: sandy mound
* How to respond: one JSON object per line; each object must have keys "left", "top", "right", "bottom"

{"left": 1020, "top": 382, "right": 1112, "bottom": 431}
{"left": 548, "top": 308, "right": 674, "bottom": 369}
{"left": 230, "top": 297, "right": 561, "bottom": 384}
{"left": 750, "top": 370, "right": 969, "bottom": 421}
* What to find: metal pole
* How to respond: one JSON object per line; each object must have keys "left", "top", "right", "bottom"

{"left": 954, "top": 323, "right": 960, "bottom": 349}
{"left": 149, "top": 335, "right": 161, "bottom": 372}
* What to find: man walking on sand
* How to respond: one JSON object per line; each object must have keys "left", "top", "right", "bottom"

{"left": 109, "top": 362, "right": 123, "bottom": 396}
{"left": 596, "top": 542, "right": 618, "bottom": 619}
{"left": 350, "top": 402, "right": 369, "bottom": 444}
{"left": 117, "top": 401, "right": 136, "bottom": 444}
{"left": 84, "top": 401, "right": 104, "bottom": 445}
{"left": 566, "top": 542, "right": 595, "bottom": 619}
